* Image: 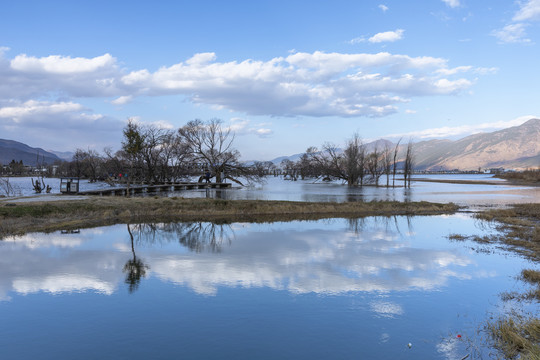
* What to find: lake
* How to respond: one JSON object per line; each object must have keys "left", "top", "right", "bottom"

{"left": 3, "top": 174, "right": 538, "bottom": 208}
{"left": 0, "top": 214, "right": 536, "bottom": 359}
{"left": 194, "top": 174, "right": 539, "bottom": 208}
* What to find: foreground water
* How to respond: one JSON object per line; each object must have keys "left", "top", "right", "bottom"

{"left": 0, "top": 215, "right": 535, "bottom": 359}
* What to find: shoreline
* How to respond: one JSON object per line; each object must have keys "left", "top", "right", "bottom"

{"left": 0, "top": 196, "right": 460, "bottom": 237}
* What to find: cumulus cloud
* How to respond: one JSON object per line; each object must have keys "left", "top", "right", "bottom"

{"left": 0, "top": 51, "right": 121, "bottom": 99}
{"left": 0, "top": 100, "right": 83, "bottom": 120}
{"left": 385, "top": 115, "right": 537, "bottom": 139}
{"left": 0, "top": 100, "right": 123, "bottom": 150}
{"left": 368, "top": 29, "right": 405, "bottom": 43}
{"left": 11, "top": 53, "right": 115, "bottom": 74}
{"left": 118, "top": 51, "right": 476, "bottom": 118}
{"left": 378, "top": 4, "right": 389, "bottom": 12}
{"left": 1, "top": 49, "right": 480, "bottom": 120}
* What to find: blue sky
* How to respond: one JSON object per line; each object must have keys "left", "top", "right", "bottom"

{"left": 0, "top": 0, "right": 539, "bottom": 160}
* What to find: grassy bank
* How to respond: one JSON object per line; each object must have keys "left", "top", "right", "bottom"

{"left": 0, "top": 196, "right": 460, "bottom": 237}
{"left": 450, "top": 203, "right": 540, "bottom": 358}
{"left": 496, "top": 168, "right": 540, "bottom": 186}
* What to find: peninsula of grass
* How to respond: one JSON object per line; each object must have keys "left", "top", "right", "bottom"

{"left": 0, "top": 196, "right": 460, "bottom": 237}
{"left": 496, "top": 168, "right": 540, "bottom": 186}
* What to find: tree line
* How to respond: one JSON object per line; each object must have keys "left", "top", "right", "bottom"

{"left": 1, "top": 118, "right": 414, "bottom": 189}
{"left": 280, "top": 134, "right": 414, "bottom": 187}
{"left": 59, "top": 118, "right": 263, "bottom": 185}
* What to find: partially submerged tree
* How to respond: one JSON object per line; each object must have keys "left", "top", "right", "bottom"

{"left": 306, "top": 134, "right": 366, "bottom": 186}
{"left": 392, "top": 138, "right": 402, "bottom": 187}
{"left": 178, "top": 119, "right": 260, "bottom": 185}
{"left": 403, "top": 139, "right": 415, "bottom": 188}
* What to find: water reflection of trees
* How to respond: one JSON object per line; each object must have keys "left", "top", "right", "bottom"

{"left": 346, "top": 215, "right": 413, "bottom": 236}
{"left": 123, "top": 224, "right": 150, "bottom": 293}
{"left": 127, "top": 222, "right": 235, "bottom": 253}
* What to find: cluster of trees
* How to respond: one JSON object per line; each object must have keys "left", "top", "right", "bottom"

{"left": 0, "top": 160, "right": 31, "bottom": 176}
{"left": 281, "top": 134, "right": 414, "bottom": 187}
{"left": 56, "top": 118, "right": 264, "bottom": 185}
{"left": 1, "top": 118, "right": 415, "bottom": 193}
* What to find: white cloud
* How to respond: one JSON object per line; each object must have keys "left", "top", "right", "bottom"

{"left": 378, "top": 4, "right": 389, "bottom": 12}
{"left": 442, "top": 0, "right": 460, "bottom": 8}
{"left": 228, "top": 118, "right": 273, "bottom": 137}
{"left": 491, "top": 23, "right": 531, "bottom": 43}
{"left": 368, "top": 29, "right": 405, "bottom": 43}
{"left": 492, "top": 1, "right": 540, "bottom": 44}
{"left": 0, "top": 100, "right": 83, "bottom": 120}
{"left": 349, "top": 36, "right": 366, "bottom": 44}
{"left": 11, "top": 53, "right": 115, "bottom": 74}
{"left": 118, "top": 51, "right": 475, "bottom": 118}
{"left": 386, "top": 115, "right": 537, "bottom": 139}
{"left": 513, "top": 0, "right": 540, "bottom": 21}
{"left": 0, "top": 100, "right": 123, "bottom": 151}
{"left": 111, "top": 95, "right": 133, "bottom": 105}
{"left": 0, "top": 49, "right": 480, "bottom": 120}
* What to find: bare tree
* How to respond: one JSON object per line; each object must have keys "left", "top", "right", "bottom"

{"left": 139, "top": 125, "right": 173, "bottom": 184}
{"left": 383, "top": 142, "right": 392, "bottom": 187}
{"left": 366, "top": 145, "right": 383, "bottom": 186}
{"left": 392, "top": 138, "right": 402, "bottom": 187}
{"left": 306, "top": 134, "right": 366, "bottom": 186}
{"left": 159, "top": 131, "right": 189, "bottom": 182}
{"left": 73, "top": 148, "right": 102, "bottom": 181}
{"left": 280, "top": 159, "right": 298, "bottom": 180}
{"left": 343, "top": 134, "right": 366, "bottom": 186}
{"left": 178, "top": 119, "right": 260, "bottom": 185}
{"left": 0, "top": 177, "right": 15, "bottom": 197}
{"left": 404, "top": 139, "right": 414, "bottom": 188}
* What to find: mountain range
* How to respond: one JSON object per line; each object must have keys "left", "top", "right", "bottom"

{"left": 1, "top": 118, "right": 538, "bottom": 170}
{"left": 0, "top": 139, "right": 61, "bottom": 166}
{"left": 271, "top": 118, "right": 540, "bottom": 171}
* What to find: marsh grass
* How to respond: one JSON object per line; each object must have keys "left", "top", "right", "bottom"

{"left": 0, "top": 197, "right": 459, "bottom": 237}
{"left": 496, "top": 169, "right": 540, "bottom": 185}
{"left": 474, "top": 204, "right": 540, "bottom": 261}
{"left": 460, "top": 203, "right": 540, "bottom": 358}
{"left": 487, "top": 316, "right": 540, "bottom": 360}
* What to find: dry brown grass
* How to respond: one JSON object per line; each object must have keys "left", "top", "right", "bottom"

{"left": 465, "top": 203, "right": 540, "bottom": 358}
{"left": 487, "top": 316, "right": 540, "bottom": 359}
{"left": 0, "top": 197, "right": 460, "bottom": 237}
{"left": 474, "top": 203, "right": 540, "bottom": 261}
{"left": 496, "top": 169, "right": 540, "bottom": 185}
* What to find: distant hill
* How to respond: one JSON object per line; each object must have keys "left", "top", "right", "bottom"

{"left": 272, "top": 119, "right": 540, "bottom": 171}
{"left": 0, "top": 139, "right": 61, "bottom": 166}
{"left": 412, "top": 118, "right": 540, "bottom": 170}
{"left": 270, "top": 139, "right": 395, "bottom": 165}
{"left": 47, "top": 150, "right": 74, "bottom": 161}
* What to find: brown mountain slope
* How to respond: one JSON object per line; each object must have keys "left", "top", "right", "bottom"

{"left": 413, "top": 118, "right": 540, "bottom": 171}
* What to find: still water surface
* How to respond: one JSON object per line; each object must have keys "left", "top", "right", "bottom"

{"left": 4, "top": 174, "right": 538, "bottom": 207}
{"left": 0, "top": 215, "right": 534, "bottom": 359}
{"left": 178, "top": 175, "right": 539, "bottom": 208}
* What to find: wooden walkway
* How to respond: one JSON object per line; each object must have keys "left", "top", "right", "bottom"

{"left": 77, "top": 182, "right": 232, "bottom": 196}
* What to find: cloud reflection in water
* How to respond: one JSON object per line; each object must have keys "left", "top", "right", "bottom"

{"left": 0, "top": 216, "right": 476, "bottom": 300}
